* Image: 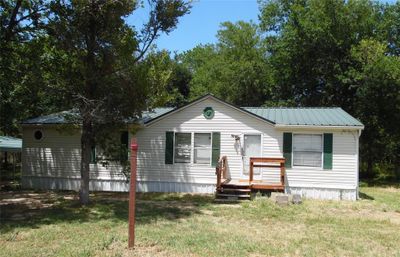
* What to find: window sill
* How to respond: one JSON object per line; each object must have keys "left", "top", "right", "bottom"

{"left": 172, "top": 163, "right": 212, "bottom": 167}
{"left": 289, "top": 166, "right": 324, "bottom": 170}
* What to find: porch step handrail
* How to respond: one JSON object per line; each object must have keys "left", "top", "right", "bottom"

{"left": 215, "top": 156, "right": 228, "bottom": 190}
{"left": 249, "top": 157, "right": 286, "bottom": 187}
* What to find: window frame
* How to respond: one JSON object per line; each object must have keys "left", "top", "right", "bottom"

{"left": 292, "top": 133, "right": 324, "bottom": 168}
{"left": 173, "top": 132, "right": 192, "bottom": 164}
{"left": 193, "top": 132, "right": 212, "bottom": 165}
{"left": 171, "top": 131, "right": 213, "bottom": 166}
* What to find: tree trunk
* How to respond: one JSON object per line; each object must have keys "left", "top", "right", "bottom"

{"left": 79, "top": 117, "right": 94, "bottom": 205}
{"left": 79, "top": 1, "right": 98, "bottom": 205}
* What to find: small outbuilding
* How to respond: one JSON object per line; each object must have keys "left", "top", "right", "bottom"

{"left": 0, "top": 136, "right": 22, "bottom": 177}
{"left": 21, "top": 94, "right": 364, "bottom": 200}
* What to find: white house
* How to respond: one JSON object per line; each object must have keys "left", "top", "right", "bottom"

{"left": 21, "top": 94, "right": 364, "bottom": 200}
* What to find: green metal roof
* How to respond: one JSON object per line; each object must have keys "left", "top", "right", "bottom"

{"left": 21, "top": 110, "right": 80, "bottom": 124}
{"left": 243, "top": 107, "right": 363, "bottom": 127}
{"left": 0, "top": 136, "right": 22, "bottom": 152}
{"left": 21, "top": 108, "right": 174, "bottom": 125}
{"left": 21, "top": 94, "right": 363, "bottom": 128}
{"left": 140, "top": 108, "right": 174, "bottom": 123}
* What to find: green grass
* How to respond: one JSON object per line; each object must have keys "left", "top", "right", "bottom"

{"left": 1, "top": 187, "right": 400, "bottom": 257}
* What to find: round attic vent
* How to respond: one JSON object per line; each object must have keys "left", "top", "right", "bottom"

{"left": 34, "top": 130, "right": 43, "bottom": 140}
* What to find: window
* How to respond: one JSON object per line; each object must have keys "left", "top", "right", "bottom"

{"left": 174, "top": 133, "right": 191, "bottom": 163}
{"left": 293, "top": 134, "right": 322, "bottom": 167}
{"left": 120, "top": 131, "right": 129, "bottom": 162}
{"left": 194, "top": 133, "right": 211, "bottom": 164}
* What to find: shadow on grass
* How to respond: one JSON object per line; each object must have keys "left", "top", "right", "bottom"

{"left": 359, "top": 192, "right": 374, "bottom": 200}
{"left": 0, "top": 190, "right": 214, "bottom": 234}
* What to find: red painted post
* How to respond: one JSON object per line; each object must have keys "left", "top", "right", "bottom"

{"left": 128, "top": 138, "right": 138, "bottom": 248}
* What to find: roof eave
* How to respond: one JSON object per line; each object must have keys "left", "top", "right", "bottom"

{"left": 275, "top": 124, "right": 365, "bottom": 130}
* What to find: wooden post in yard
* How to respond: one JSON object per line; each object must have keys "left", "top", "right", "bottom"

{"left": 128, "top": 138, "right": 138, "bottom": 248}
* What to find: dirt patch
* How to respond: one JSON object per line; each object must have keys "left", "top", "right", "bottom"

{"left": 95, "top": 240, "right": 198, "bottom": 257}
{"left": 0, "top": 190, "right": 76, "bottom": 221}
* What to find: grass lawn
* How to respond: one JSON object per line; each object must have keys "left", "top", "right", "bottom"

{"left": 1, "top": 186, "right": 400, "bottom": 257}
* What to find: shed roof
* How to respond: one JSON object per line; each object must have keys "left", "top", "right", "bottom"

{"left": 0, "top": 136, "right": 22, "bottom": 152}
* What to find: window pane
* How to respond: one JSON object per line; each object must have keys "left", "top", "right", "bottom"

{"left": 194, "top": 133, "right": 211, "bottom": 164}
{"left": 194, "top": 148, "right": 210, "bottom": 164}
{"left": 194, "top": 133, "right": 211, "bottom": 147}
{"left": 174, "top": 133, "right": 191, "bottom": 163}
{"left": 293, "top": 152, "right": 322, "bottom": 167}
{"left": 244, "top": 135, "right": 261, "bottom": 156}
{"left": 293, "top": 134, "right": 322, "bottom": 167}
{"left": 293, "top": 134, "right": 322, "bottom": 151}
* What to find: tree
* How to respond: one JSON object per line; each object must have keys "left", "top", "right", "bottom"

{"left": 258, "top": 0, "right": 400, "bottom": 180}
{"left": 258, "top": 0, "right": 382, "bottom": 108}
{"left": 180, "top": 21, "right": 273, "bottom": 106}
{"left": 0, "top": 0, "right": 49, "bottom": 135}
{"left": 47, "top": 0, "right": 190, "bottom": 204}
{"left": 350, "top": 39, "right": 400, "bottom": 179}
{"left": 139, "top": 49, "right": 191, "bottom": 107}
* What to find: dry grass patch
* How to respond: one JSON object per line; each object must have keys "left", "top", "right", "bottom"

{"left": 1, "top": 187, "right": 400, "bottom": 257}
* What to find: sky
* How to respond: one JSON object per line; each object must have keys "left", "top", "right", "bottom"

{"left": 127, "top": 0, "right": 259, "bottom": 53}
{"left": 126, "top": 0, "right": 397, "bottom": 54}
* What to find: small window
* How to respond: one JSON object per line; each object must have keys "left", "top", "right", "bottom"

{"left": 293, "top": 134, "right": 322, "bottom": 167}
{"left": 174, "top": 133, "right": 191, "bottom": 163}
{"left": 120, "top": 131, "right": 129, "bottom": 162}
{"left": 194, "top": 133, "right": 211, "bottom": 164}
{"left": 34, "top": 130, "right": 43, "bottom": 140}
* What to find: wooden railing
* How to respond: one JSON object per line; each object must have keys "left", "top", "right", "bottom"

{"left": 215, "top": 156, "right": 228, "bottom": 190}
{"left": 249, "top": 157, "right": 286, "bottom": 187}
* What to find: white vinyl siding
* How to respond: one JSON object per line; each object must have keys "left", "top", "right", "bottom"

{"left": 293, "top": 134, "right": 322, "bottom": 167}
{"left": 285, "top": 130, "right": 359, "bottom": 190}
{"left": 135, "top": 98, "right": 280, "bottom": 184}
{"left": 21, "top": 127, "right": 127, "bottom": 182}
{"left": 21, "top": 96, "right": 360, "bottom": 199}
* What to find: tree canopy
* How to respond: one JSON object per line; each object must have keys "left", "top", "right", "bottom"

{"left": 1, "top": 0, "right": 399, "bottom": 194}
{"left": 176, "top": 0, "right": 400, "bottom": 180}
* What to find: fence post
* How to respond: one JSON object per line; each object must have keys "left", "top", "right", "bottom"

{"left": 128, "top": 138, "right": 138, "bottom": 248}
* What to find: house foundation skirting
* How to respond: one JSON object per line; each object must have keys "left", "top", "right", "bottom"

{"left": 21, "top": 176, "right": 216, "bottom": 193}
{"left": 21, "top": 176, "right": 357, "bottom": 200}
{"left": 286, "top": 186, "right": 357, "bottom": 201}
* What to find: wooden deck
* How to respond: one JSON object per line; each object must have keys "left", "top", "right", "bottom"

{"left": 215, "top": 157, "right": 286, "bottom": 200}
{"left": 222, "top": 179, "right": 285, "bottom": 191}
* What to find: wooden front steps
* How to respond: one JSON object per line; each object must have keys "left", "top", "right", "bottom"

{"left": 215, "top": 183, "right": 252, "bottom": 201}
{"left": 215, "top": 156, "right": 286, "bottom": 202}
{"left": 215, "top": 183, "right": 285, "bottom": 202}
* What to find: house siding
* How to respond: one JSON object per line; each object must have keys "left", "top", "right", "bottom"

{"left": 135, "top": 98, "right": 280, "bottom": 186}
{"left": 21, "top": 97, "right": 360, "bottom": 200}
{"left": 22, "top": 127, "right": 127, "bottom": 183}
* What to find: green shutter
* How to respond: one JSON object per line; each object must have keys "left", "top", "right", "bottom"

{"left": 165, "top": 131, "right": 174, "bottom": 164}
{"left": 90, "top": 144, "right": 96, "bottom": 164}
{"left": 211, "top": 132, "right": 221, "bottom": 167}
{"left": 323, "top": 133, "right": 333, "bottom": 169}
{"left": 283, "top": 132, "right": 292, "bottom": 168}
{"left": 120, "top": 131, "right": 129, "bottom": 162}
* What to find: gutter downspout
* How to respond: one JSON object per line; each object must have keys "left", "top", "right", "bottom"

{"left": 356, "top": 129, "right": 363, "bottom": 200}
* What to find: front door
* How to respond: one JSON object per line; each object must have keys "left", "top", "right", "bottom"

{"left": 242, "top": 134, "right": 262, "bottom": 178}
